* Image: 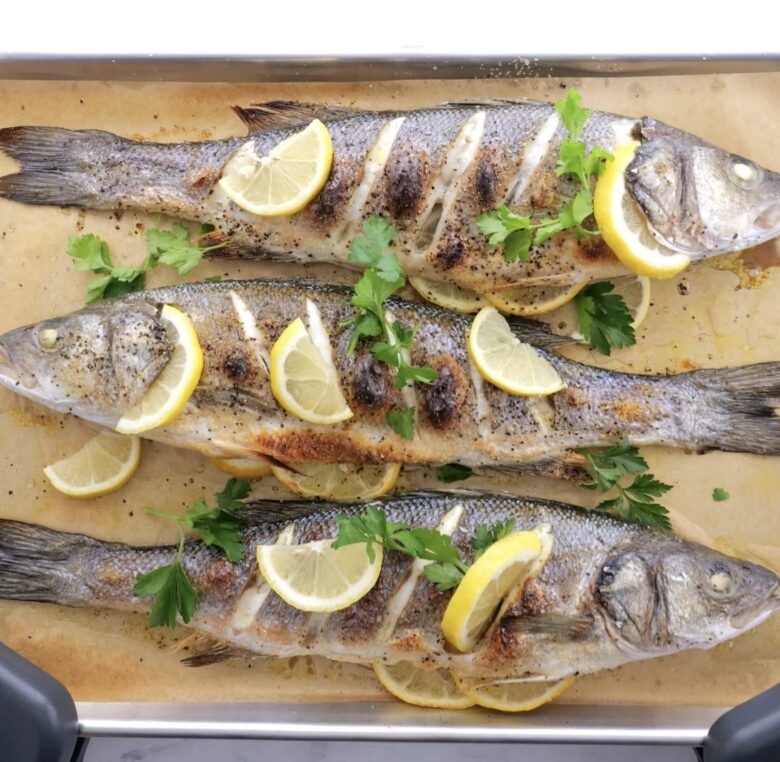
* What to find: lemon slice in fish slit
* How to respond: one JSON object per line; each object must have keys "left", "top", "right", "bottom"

{"left": 219, "top": 119, "right": 333, "bottom": 217}
{"left": 373, "top": 661, "right": 475, "bottom": 710}
{"left": 115, "top": 305, "right": 204, "bottom": 435}
{"left": 467, "top": 306, "right": 564, "bottom": 396}
{"left": 594, "top": 141, "right": 690, "bottom": 278}
{"left": 485, "top": 281, "right": 585, "bottom": 317}
{"left": 210, "top": 457, "right": 273, "bottom": 480}
{"left": 271, "top": 462, "right": 400, "bottom": 501}
{"left": 43, "top": 432, "right": 141, "bottom": 498}
{"left": 452, "top": 674, "right": 575, "bottom": 712}
{"left": 409, "top": 276, "right": 489, "bottom": 314}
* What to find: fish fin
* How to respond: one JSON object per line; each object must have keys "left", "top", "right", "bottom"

{"left": 238, "top": 501, "right": 326, "bottom": 525}
{"left": 0, "top": 520, "right": 87, "bottom": 603}
{"left": 497, "top": 453, "right": 589, "bottom": 482}
{"left": 180, "top": 641, "right": 249, "bottom": 667}
{"left": 501, "top": 613, "right": 594, "bottom": 638}
{"left": 233, "top": 101, "right": 360, "bottom": 134}
{"left": 196, "top": 229, "right": 250, "bottom": 259}
{"left": 690, "top": 362, "right": 780, "bottom": 455}
{"left": 440, "top": 98, "right": 550, "bottom": 109}
{"left": 505, "top": 315, "right": 577, "bottom": 351}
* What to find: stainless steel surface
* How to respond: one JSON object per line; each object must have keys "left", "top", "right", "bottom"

{"left": 0, "top": 54, "right": 778, "bottom": 81}
{"left": 76, "top": 701, "right": 725, "bottom": 745}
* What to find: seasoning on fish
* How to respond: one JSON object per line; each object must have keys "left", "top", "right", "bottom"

{"left": 1, "top": 98, "right": 778, "bottom": 291}
{"left": 0, "top": 280, "right": 779, "bottom": 470}
{"left": 0, "top": 492, "right": 776, "bottom": 683}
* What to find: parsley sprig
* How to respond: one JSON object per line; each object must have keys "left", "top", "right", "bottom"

{"left": 476, "top": 90, "right": 612, "bottom": 265}
{"left": 133, "top": 478, "right": 251, "bottom": 627}
{"left": 581, "top": 441, "right": 672, "bottom": 529}
{"left": 333, "top": 505, "right": 514, "bottom": 591}
{"left": 573, "top": 281, "right": 635, "bottom": 356}
{"left": 435, "top": 463, "right": 474, "bottom": 483}
{"left": 68, "top": 222, "right": 224, "bottom": 304}
{"left": 342, "top": 216, "right": 438, "bottom": 440}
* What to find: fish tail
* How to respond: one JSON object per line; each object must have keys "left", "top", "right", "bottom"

{"left": 0, "top": 520, "right": 89, "bottom": 604}
{"left": 690, "top": 362, "right": 780, "bottom": 454}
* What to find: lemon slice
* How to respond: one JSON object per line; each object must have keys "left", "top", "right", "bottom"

{"left": 219, "top": 119, "right": 333, "bottom": 217}
{"left": 43, "top": 432, "right": 141, "bottom": 498}
{"left": 271, "top": 462, "right": 400, "bottom": 501}
{"left": 453, "top": 675, "right": 574, "bottom": 712}
{"left": 594, "top": 141, "right": 690, "bottom": 278}
{"left": 485, "top": 282, "right": 585, "bottom": 317}
{"left": 467, "top": 307, "right": 564, "bottom": 396}
{"left": 409, "top": 276, "right": 488, "bottom": 314}
{"left": 270, "top": 318, "right": 353, "bottom": 425}
{"left": 545, "top": 274, "right": 651, "bottom": 340}
{"left": 115, "top": 305, "right": 203, "bottom": 435}
{"left": 441, "top": 530, "right": 544, "bottom": 652}
{"left": 256, "top": 539, "right": 382, "bottom": 612}
{"left": 210, "top": 457, "right": 272, "bottom": 479}
{"left": 374, "top": 661, "right": 475, "bottom": 709}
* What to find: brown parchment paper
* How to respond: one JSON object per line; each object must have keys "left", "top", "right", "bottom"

{"left": 0, "top": 74, "right": 778, "bottom": 707}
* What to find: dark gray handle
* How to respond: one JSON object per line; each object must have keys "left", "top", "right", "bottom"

{"left": 0, "top": 641, "right": 79, "bottom": 762}
{"left": 703, "top": 682, "right": 780, "bottom": 762}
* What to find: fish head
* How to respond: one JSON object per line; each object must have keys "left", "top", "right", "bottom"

{"left": 627, "top": 118, "right": 780, "bottom": 256}
{"left": 595, "top": 539, "right": 779, "bottom": 655}
{"left": 0, "top": 301, "right": 173, "bottom": 427}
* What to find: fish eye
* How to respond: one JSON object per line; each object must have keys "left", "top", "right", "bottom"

{"left": 729, "top": 159, "right": 761, "bottom": 189}
{"left": 707, "top": 561, "right": 738, "bottom": 596}
{"left": 36, "top": 326, "right": 59, "bottom": 351}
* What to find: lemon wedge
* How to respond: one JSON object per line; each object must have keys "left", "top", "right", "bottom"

{"left": 441, "top": 530, "right": 544, "bottom": 652}
{"left": 115, "top": 305, "right": 203, "bottom": 435}
{"left": 453, "top": 675, "right": 574, "bottom": 712}
{"left": 467, "top": 306, "right": 564, "bottom": 396}
{"left": 210, "top": 457, "right": 272, "bottom": 480}
{"left": 271, "top": 462, "right": 400, "bottom": 501}
{"left": 593, "top": 141, "right": 690, "bottom": 278}
{"left": 270, "top": 317, "right": 353, "bottom": 425}
{"left": 256, "top": 539, "right": 382, "bottom": 612}
{"left": 485, "top": 281, "right": 585, "bottom": 317}
{"left": 374, "top": 661, "right": 475, "bottom": 709}
{"left": 43, "top": 432, "right": 141, "bottom": 498}
{"left": 409, "top": 276, "right": 488, "bottom": 314}
{"left": 219, "top": 119, "right": 333, "bottom": 217}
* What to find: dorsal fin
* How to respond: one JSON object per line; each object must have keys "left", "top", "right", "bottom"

{"left": 233, "top": 101, "right": 362, "bottom": 134}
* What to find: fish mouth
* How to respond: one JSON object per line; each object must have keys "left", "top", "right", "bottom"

{"left": 755, "top": 202, "right": 780, "bottom": 233}
{"left": 730, "top": 580, "right": 780, "bottom": 632}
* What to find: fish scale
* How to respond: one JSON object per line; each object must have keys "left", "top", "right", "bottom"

{"left": 0, "top": 492, "right": 776, "bottom": 682}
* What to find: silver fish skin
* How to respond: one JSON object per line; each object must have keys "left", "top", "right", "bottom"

{"left": 1, "top": 279, "right": 780, "bottom": 469}
{"left": 0, "top": 100, "right": 778, "bottom": 292}
{"left": 0, "top": 493, "right": 777, "bottom": 681}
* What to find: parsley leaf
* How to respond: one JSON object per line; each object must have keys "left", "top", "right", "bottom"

{"left": 134, "top": 559, "right": 199, "bottom": 628}
{"left": 435, "top": 463, "right": 474, "bottom": 483}
{"left": 712, "top": 487, "right": 730, "bottom": 502}
{"left": 470, "top": 519, "right": 516, "bottom": 559}
{"left": 574, "top": 281, "right": 636, "bottom": 356}
{"left": 387, "top": 406, "right": 416, "bottom": 440}
{"left": 581, "top": 441, "right": 647, "bottom": 492}
{"left": 556, "top": 89, "right": 590, "bottom": 140}
{"left": 216, "top": 477, "right": 252, "bottom": 511}
{"left": 423, "top": 562, "right": 465, "bottom": 591}
{"left": 476, "top": 206, "right": 533, "bottom": 263}
{"left": 146, "top": 221, "right": 225, "bottom": 276}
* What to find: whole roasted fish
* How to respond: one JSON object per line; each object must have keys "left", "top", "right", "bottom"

{"left": 0, "top": 492, "right": 776, "bottom": 680}
{"left": 0, "top": 100, "right": 778, "bottom": 292}
{"left": 0, "top": 279, "right": 779, "bottom": 469}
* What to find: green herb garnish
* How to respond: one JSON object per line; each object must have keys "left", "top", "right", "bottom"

{"left": 574, "top": 281, "right": 636, "bottom": 356}
{"left": 342, "top": 216, "right": 437, "bottom": 438}
{"left": 712, "top": 487, "right": 729, "bottom": 502}
{"left": 471, "top": 519, "right": 515, "bottom": 559}
{"left": 68, "top": 222, "right": 225, "bottom": 304}
{"left": 435, "top": 463, "right": 474, "bottom": 483}
{"left": 581, "top": 441, "right": 672, "bottom": 529}
{"left": 332, "top": 506, "right": 515, "bottom": 591}
{"left": 134, "top": 478, "right": 251, "bottom": 627}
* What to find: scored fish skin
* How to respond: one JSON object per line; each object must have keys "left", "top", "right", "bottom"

{"left": 0, "top": 492, "right": 777, "bottom": 681}
{"left": 0, "top": 100, "right": 778, "bottom": 292}
{"left": 1, "top": 279, "right": 780, "bottom": 468}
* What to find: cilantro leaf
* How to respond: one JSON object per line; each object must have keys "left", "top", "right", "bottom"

{"left": 470, "top": 519, "right": 516, "bottom": 559}
{"left": 67, "top": 233, "right": 113, "bottom": 272}
{"left": 476, "top": 207, "right": 533, "bottom": 263}
{"left": 348, "top": 215, "right": 396, "bottom": 267}
{"left": 556, "top": 89, "right": 590, "bottom": 140}
{"left": 423, "top": 562, "right": 464, "bottom": 591}
{"left": 574, "top": 281, "right": 636, "bottom": 355}
{"left": 712, "top": 487, "right": 729, "bottom": 502}
{"left": 146, "top": 221, "right": 224, "bottom": 276}
{"left": 133, "top": 558, "right": 199, "bottom": 628}
{"left": 435, "top": 463, "right": 474, "bottom": 483}
{"left": 387, "top": 406, "right": 416, "bottom": 440}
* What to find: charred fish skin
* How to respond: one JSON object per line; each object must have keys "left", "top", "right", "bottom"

{"left": 0, "top": 493, "right": 777, "bottom": 681}
{"left": 1, "top": 100, "right": 778, "bottom": 291}
{"left": 1, "top": 279, "right": 780, "bottom": 468}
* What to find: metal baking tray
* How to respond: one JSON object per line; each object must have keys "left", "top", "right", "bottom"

{"left": 0, "top": 52, "right": 778, "bottom": 749}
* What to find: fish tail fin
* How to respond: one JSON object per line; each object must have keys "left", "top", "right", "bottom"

{"left": 691, "top": 362, "right": 780, "bottom": 454}
{"left": 0, "top": 126, "right": 125, "bottom": 207}
{"left": 0, "top": 520, "right": 89, "bottom": 604}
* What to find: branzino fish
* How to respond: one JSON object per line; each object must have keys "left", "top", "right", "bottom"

{"left": 0, "top": 100, "right": 778, "bottom": 292}
{"left": 0, "top": 493, "right": 777, "bottom": 680}
{"left": 0, "top": 280, "right": 779, "bottom": 469}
